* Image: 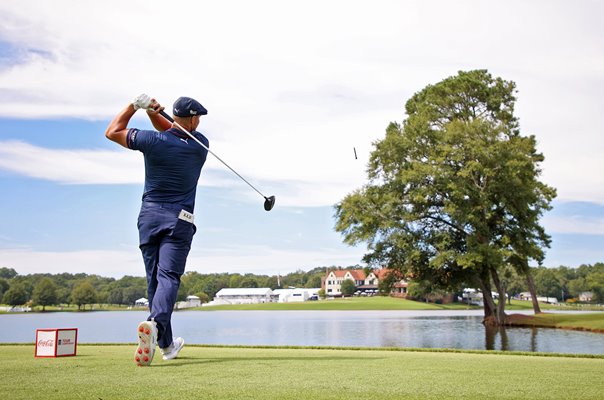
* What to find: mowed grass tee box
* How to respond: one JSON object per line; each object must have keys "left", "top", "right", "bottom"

{"left": 1, "top": 345, "right": 603, "bottom": 400}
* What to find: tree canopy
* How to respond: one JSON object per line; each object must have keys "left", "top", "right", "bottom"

{"left": 32, "top": 278, "right": 58, "bottom": 311}
{"left": 71, "top": 281, "right": 98, "bottom": 310}
{"left": 340, "top": 279, "right": 356, "bottom": 296}
{"left": 335, "top": 70, "right": 556, "bottom": 325}
{"left": 3, "top": 284, "right": 29, "bottom": 306}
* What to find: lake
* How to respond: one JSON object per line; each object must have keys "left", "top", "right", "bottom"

{"left": 1, "top": 310, "right": 603, "bottom": 355}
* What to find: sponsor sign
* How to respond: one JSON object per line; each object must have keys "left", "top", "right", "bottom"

{"left": 35, "top": 328, "right": 78, "bottom": 358}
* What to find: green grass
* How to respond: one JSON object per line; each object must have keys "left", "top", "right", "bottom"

{"left": 196, "top": 297, "right": 603, "bottom": 312}
{"left": 505, "top": 299, "right": 604, "bottom": 311}
{"left": 195, "top": 296, "right": 475, "bottom": 311}
{"left": 2, "top": 345, "right": 603, "bottom": 400}
{"left": 504, "top": 299, "right": 558, "bottom": 310}
{"left": 508, "top": 312, "right": 604, "bottom": 332}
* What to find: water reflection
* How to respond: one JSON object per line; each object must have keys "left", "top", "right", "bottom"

{"left": 483, "top": 324, "right": 586, "bottom": 353}
{"left": 1, "top": 310, "right": 602, "bottom": 355}
{"left": 485, "top": 326, "right": 510, "bottom": 351}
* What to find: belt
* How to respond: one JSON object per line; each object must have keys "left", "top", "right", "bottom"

{"left": 141, "top": 201, "right": 192, "bottom": 213}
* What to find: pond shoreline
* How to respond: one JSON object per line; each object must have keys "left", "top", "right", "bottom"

{"left": 3, "top": 307, "right": 604, "bottom": 333}
{"left": 3, "top": 309, "right": 603, "bottom": 353}
{"left": 507, "top": 312, "right": 604, "bottom": 334}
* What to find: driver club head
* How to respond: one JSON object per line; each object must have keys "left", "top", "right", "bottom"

{"left": 264, "top": 195, "right": 276, "bottom": 211}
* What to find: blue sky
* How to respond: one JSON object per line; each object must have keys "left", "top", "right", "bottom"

{"left": 0, "top": 0, "right": 603, "bottom": 278}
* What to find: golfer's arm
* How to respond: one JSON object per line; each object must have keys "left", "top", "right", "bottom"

{"left": 147, "top": 111, "right": 172, "bottom": 131}
{"left": 105, "top": 104, "right": 136, "bottom": 148}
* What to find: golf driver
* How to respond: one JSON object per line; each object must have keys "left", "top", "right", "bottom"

{"left": 158, "top": 110, "right": 276, "bottom": 211}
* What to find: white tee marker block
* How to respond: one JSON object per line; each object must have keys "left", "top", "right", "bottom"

{"left": 35, "top": 328, "right": 78, "bottom": 357}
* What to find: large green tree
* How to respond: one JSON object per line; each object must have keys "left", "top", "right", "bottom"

{"left": 0, "top": 278, "right": 9, "bottom": 300}
{"left": 32, "top": 278, "right": 58, "bottom": 311}
{"left": 533, "top": 267, "right": 562, "bottom": 300}
{"left": 2, "top": 283, "right": 29, "bottom": 307}
{"left": 0, "top": 267, "right": 17, "bottom": 280}
{"left": 71, "top": 281, "right": 98, "bottom": 310}
{"left": 107, "top": 288, "right": 124, "bottom": 305}
{"left": 587, "top": 266, "right": 604, "bottom": 303}
{"left": 335, "top": 70, "right": 556, "bottom": 325}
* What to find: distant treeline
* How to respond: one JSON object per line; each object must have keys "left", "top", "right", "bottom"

{"left": 1, "top": 263, "right": 603, "bottom": 309}
{"left": 0, "top": 266, "right": 337, "bottom": 309}
{"left": 406, "top": 263, "right": 604, "bottom": 304}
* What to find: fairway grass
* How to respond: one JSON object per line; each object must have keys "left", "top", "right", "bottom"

{"left": 2, "top": 345, "right": 603, "bottom": 400}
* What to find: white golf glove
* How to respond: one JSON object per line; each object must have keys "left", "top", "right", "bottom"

{"left": 132, "top": 94, "right": 152, "bottom": 110}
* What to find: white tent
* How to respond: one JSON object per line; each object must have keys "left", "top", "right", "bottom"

{"left": 273, "top": 288, "right": 310, "bottom": 302}
{"left": 134, "top": 297, "right": 149, "bottom": 306}
{"left": 213, "top": 288, "right": 273, "bottom": 305}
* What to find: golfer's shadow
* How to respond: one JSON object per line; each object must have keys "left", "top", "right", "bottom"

{"left": 152, "top": 355, "right": 382, "bottom": 368}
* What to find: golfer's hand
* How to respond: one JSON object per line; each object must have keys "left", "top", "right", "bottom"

{"left": 146, "top": 99, "right": 164, "bottom": 115}
{"left": 132, "top": 93, "right": 152, "bottom": 111}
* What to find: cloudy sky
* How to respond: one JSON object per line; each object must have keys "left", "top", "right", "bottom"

{"left": 0, "top": 0, "right": 602, "bottom": 278}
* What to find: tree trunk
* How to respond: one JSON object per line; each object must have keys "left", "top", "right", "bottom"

{"left": 490, "top": 268, "right": 508, "bottom": 324}
{"left": 525, "top": 272, "right": 541, "bottom": 314}
{"left": 479, "top": 274, "right": 500, "bottom": 326}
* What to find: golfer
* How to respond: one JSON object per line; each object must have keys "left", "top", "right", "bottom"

{"left": 105, "top": 94, "right": 209, "bottom": 366}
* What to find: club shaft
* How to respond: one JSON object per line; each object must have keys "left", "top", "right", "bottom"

{"left": 159, "top": 110, "right": 267, "bottom": 199}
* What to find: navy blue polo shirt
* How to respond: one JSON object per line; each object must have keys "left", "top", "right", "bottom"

{"left": 127, "top": 127, "right": 209, "bottom": 211}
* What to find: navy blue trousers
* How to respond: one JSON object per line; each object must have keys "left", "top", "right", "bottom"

{"left": 137, "top": 202, "right": 196, "bottom": 348}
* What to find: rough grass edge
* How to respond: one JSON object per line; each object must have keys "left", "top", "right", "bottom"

{"left": 5, "top": 342, "right": 603, "bottom": 360}
{"left": 506, "top": 312, "right": 604, "bottom": 334}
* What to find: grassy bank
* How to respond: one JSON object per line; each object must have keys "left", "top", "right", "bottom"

{"left": 3, "top": 297, "right": 601, "bottom": 314}
{"left": 508, "top": 312, "right": 604, "bottom": 332}
{"left": 2, "top": 345, "right": 602, "bottom": 400}
{"left": 195, "top": 296, "right": 476, "bottom": 311}
{"left": 195, "top": 297, "right": 589, "bottom": 311}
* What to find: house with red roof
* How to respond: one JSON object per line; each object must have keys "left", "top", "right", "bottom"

{"left": 323, "top": 268, "right": 408, "bottom": 297}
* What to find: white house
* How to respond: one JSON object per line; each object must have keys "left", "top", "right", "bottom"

{"left": 537, "top": 296, "right": 558, "bottom": 304}
{"left": 323, "top": 268, "right": 407, "bottom": 296}
{"left": 175, "top": 295, "right": 202, "bottom": 309}
{"left": 210, "top": 288, "right": 274, "bottom": 305}
{"left": 517, "top": 292, "right": 558, "bottom": 304}
{"left": 324, "top": 270, "right": 367, "bottom": 295}
{"left": 462, "top": 289, "right": 507, "bottom": 306}
{"left": 462, "top": 288, "right": 482, "bottom": 305}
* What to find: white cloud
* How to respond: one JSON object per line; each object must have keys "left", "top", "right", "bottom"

{"left": 0, "top": 140, "right": 144, "bottom": 184}
{"left": 0, "top": 245, "right": 365, "bottom": 279}
{"left": 0, "top": 248, "right": 144, "bottom": 278}
{"left": 0, "top": 137, "right": 368, "bottom": 207}
{"left": 543, "top": 215, "right": 604, "bottom": 236}
{"left": 0, "top": 1, "right": 602, "bottom": 207}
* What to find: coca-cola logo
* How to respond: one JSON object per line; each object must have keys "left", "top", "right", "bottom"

{"left": 37, "top": 339, "right": 54, "bottom": 347}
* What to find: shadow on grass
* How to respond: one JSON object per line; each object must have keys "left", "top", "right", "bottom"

{"left": 151, "top": 355, "right": 384, "bottom": 368}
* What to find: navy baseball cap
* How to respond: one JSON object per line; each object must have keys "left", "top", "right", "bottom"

{"left": 173, "top": 97, "right": 208, "bottom": 117}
